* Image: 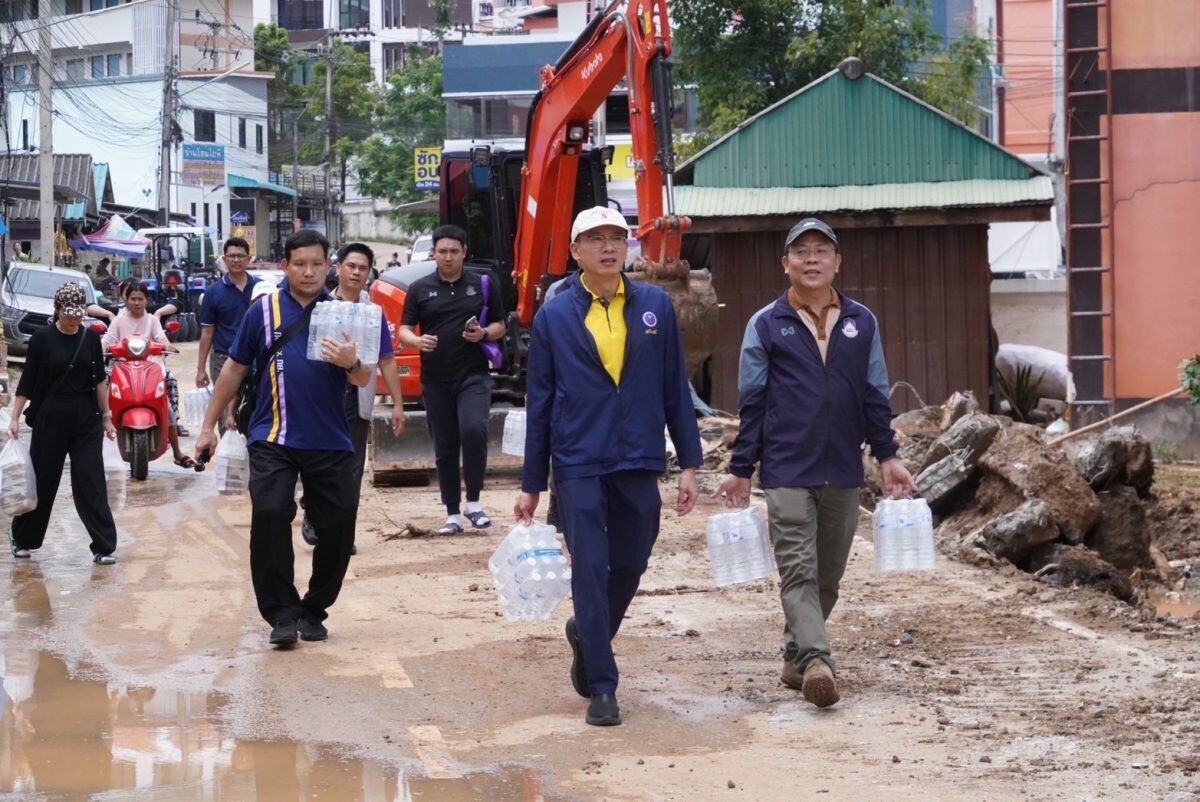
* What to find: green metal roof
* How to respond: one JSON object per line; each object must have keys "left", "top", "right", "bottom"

{"left": 674, "top": 177, "right": 1054, "bottom": 217}
{"left": 680, "top": 68, "right": 1043, "bottom": 190}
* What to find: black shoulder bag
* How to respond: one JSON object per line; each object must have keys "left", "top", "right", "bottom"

{"left": 234, "top": 307, "right": 314, "bottom": 436}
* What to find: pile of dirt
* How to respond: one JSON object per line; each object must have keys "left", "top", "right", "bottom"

{"left": 871, "top": 392, "right": 1191, "bottom": 601}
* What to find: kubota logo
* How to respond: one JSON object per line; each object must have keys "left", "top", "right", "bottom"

{"left": 581, "top": 53, "right": 604, "bottom": 81}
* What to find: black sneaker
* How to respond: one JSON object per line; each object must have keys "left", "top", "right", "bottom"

{"left": 301, "top": 516, "right": 319, "bottom": 546}
{"left": 8, "top": 529, "right": 30, "bottom": 559}
{"left": 586, "top": 693, "right": 621, "bottom": 727}
{"left": 269, "top": 620, "right": 298, "bottom": 646}
{"left": 298, "top": 618, "right": 328, "bottom": 642}
{"left": 565, "top": 617, "right": 590, "bottom": 698}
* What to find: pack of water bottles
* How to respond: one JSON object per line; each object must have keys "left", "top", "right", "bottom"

{"left": 705, "top": 506, "right": 776, "bottom": 587}
{"left": 0, "top": 439, "right": 37, "bottom": 517}
{"left": 873, "top": 497, "right": 937, "bottom": 572}
{"left": 103, "top": 437, "right": 127, "bottom": 512}
{"left": 489, "top": 522, "right": 572, "bottom": 622}
{"left": 501, "top": 409, "right": 526, "bottom": 456}
{"left": 214, "top": 430, "right": 250, "bottom": 496}
{"left": 306, "top": 300, "right": 383, "bottom": 366}
{"left": 181, "top": 387, "right": 213, "bottom": 428}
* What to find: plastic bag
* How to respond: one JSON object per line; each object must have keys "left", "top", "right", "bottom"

{"left": 0, "top": 408, "right": 10, "bottom": 447}
{"left": 214, "top": 430, "right": 250, "bottom": 496}
{"left": 0, "top": 439, "right": 38, "bottom": 517}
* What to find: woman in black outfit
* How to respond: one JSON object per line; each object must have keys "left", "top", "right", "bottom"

{"left": 7, "top": 282, "right": 120, "bottom": 564}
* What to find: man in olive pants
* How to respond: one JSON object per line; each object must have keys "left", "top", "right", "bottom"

{"left": 718, "top": 218, "right": 915, "bottom": 708}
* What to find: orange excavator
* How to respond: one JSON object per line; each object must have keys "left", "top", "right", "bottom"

{"left": 368, "top": 0, "right": 718, "bottom": 484}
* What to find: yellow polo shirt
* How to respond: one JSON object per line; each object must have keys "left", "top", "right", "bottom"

{"left": 581, "top": 275, "right": 626, "bottom": 384}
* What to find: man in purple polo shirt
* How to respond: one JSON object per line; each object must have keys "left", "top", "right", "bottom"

{"left": 194, "top": 230, "right": 393, "bottom": 647}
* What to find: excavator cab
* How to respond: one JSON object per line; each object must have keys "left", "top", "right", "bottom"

{"left": 368, "top": 146, "right": 612, "bottom": 485}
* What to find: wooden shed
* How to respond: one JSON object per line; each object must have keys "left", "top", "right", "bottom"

{"left": 675, "top": 61, "right": 1055, "bottom": 414}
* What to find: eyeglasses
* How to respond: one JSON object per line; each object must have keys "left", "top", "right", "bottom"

{"left": 578, "top": 234, "right": 628, "bottom": 247}
{"left": 788, "top": 245, "right": 836, "bottom": 259}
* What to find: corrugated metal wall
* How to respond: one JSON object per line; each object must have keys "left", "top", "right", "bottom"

{"left": 708, "top": 224, "right": 992, "bottom": 415}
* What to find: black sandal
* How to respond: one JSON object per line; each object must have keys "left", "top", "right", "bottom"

{"left": 464, "top": 510, "right": 492, "bottom": 529}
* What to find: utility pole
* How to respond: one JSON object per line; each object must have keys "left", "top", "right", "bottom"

{"left": 323, "top": 42, "right": 335, "bottom": 244}
{"left": 38, "top": 20, "right": 53, "bottom": 264}
{"left": 159, "top": 0, "right": 177, "bottom": 225}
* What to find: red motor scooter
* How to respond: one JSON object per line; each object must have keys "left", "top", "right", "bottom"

{"left": 106, "top": 320, "right": 181, "bottom": 480}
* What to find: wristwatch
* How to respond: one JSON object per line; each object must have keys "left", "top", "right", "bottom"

{"left": 347, "top": 358, "right": 362, "bottom": 373}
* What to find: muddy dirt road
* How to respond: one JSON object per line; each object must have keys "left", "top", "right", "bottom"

{"left": 1, "top": 345, "right": 1198, "bottom": 800}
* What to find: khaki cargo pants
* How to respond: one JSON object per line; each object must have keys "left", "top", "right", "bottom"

{"left": 764, "top": 486, "right": 861, "bottom": 675}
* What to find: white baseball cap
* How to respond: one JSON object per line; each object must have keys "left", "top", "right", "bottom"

{"left": 570, "top": 206, "right": 632, "bottom": 241}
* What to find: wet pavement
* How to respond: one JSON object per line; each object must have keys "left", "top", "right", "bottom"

{"left": 1, "top": 461, "right": 557, "bottom": 801}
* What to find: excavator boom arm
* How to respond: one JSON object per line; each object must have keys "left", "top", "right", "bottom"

{"left": 512, "top": 0, "right": 687, "bottom": 326}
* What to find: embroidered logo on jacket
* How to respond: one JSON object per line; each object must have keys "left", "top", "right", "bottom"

{"left": 842, "top": 319, "right": 859, "bottom": 338}
{"left": 466, "top": 286, "right": 476, "bottom": 296}
{"left": 642, "top": 311, "right": 657, "bottom": 327}
{"left": 781, "top": 325, "right": 796, "bottom": 336}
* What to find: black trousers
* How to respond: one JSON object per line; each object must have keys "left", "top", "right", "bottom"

{"left": 12, "top": 396, "right": 118, "bottom": 556}
{"left": 248, "top": 442, "right": 358, "bottom": 626}
{"left": 421, "top": 372, "right": 491, "bottom": 513}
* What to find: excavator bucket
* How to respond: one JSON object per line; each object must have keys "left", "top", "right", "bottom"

{"left": 629, "top": 257, "right": 720, "bottom": 379}
{"left": 370, "top": 405, "right": 526, "bottom": 487}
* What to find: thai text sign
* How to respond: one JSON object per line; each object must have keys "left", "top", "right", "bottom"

{"left": 182, "top": 143, "right": 226, "bottom": 187}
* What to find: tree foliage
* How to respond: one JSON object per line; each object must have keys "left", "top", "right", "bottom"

{"left": 673, "top": 0, "right": 992, "bottom": 154}
{"left": 351, "top": 47, "right": 445, "bottom": 231}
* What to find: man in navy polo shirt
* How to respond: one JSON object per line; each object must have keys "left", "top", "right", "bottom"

{"left": 194, "top": 230, "right": 392, "bottom": 647}
{"left": 197, "top": 237, "right": 260, "bottom": 392}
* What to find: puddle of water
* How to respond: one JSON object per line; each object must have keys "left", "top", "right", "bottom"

{"left": 0, "top": 567, "right": 553, "bottom": 800}
{"left": 0, "top": 650, "right": 551, "bottom": 799}
{"left": 1155, "top": 599, "right": 1200, "bottom": 619}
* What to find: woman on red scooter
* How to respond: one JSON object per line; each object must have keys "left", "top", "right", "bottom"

{"left": 7, "top": 282, "right": 120, "bottom": 564}
{"left": 102, "top": 281, "right": 195, "bottom": 469}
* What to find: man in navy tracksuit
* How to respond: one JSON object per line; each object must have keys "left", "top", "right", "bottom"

{"left": 718, "top": 218, "right": 916, "bottom": 709}
{"left": 515, "top": 206, "right": 702, "bottom": 727}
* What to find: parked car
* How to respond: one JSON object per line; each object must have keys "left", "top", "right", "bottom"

{"left": 408, "top": 234, "right": 434, "bottom": 264}
{"left": 2, "top": 263, "right": 102, "bottom": 355}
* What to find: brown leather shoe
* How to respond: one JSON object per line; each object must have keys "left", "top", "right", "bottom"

{"left": 781, "top": 660, "right": 804, "bottom": 691}
{"left": 801, "top": 660, "right": 840, "bottom": 708}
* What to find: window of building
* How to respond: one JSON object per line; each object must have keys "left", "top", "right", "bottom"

{"left": 278, "top": 0, "right": 323, "bottom": 30}
{"left": 238, "top": 118, "right": 246, "bottom": 149}
{"left": 11, "top": 65, "right": 27, "bottom": 85}
{"left": 382, "top": 0, "right": 401, "bottom": 28}
{"left": 203, "top": 204, "right": 210, "bottom": 227}
{"left": 21, "top": 120, "right": 29, "bottom": 151}
{"left": 340, "top": 0, "right": 369, "bottom": 29}
{"left": 2, "top": 1, "right": 38, "bottom": 21}
{"left": 217, "top": 203, "right": 223, "bottom": 239}
{"left": 66, "top": 59, "right": 85, "bottom": 82}
{"left": 107, "top": 54, "right": 121, "bottom": 77}
{"left": 191, "top": 203, "right": 197, "bottom": 221}
{"left": 90, "top": 55, "right": 105, "bottom": 79}
{"left": 255, "top": 124, "right": 263, "bottom": 155}
{"left": 90, "top": 0, "right": 119, "bottom": 8}
{"left": 66, "top": 0, "right": 83, "bottom": 13}
{"left": 194, "top": 110, "right": 216, "bottom": 142}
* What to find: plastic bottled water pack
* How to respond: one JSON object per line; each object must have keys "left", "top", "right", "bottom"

{"left": 181, "top": 387, "right": 213, "bottom": 428}
{"left": 214, "top": 430, "right": 250, "bottom": 496}
{"left": 873, "top": 497, "right": 937, "bottom": 572}
{"left": 705, "top": 507, "right": 776, "bottom": 587}
{"left": 306, "top": 300, "right": 383, "bottom": 366}
{"left": 501, "top": 409, "right": 525, "bottom": 456}
{"left": 489, "top": 522, "right": 572, "bottom": 622}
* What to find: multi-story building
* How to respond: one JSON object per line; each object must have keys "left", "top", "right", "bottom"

{"left": 2, "top": 0, "right": 290, "bottom": 259}
{"left": 252, "top": 0, "right": 472, "bottom": 85}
